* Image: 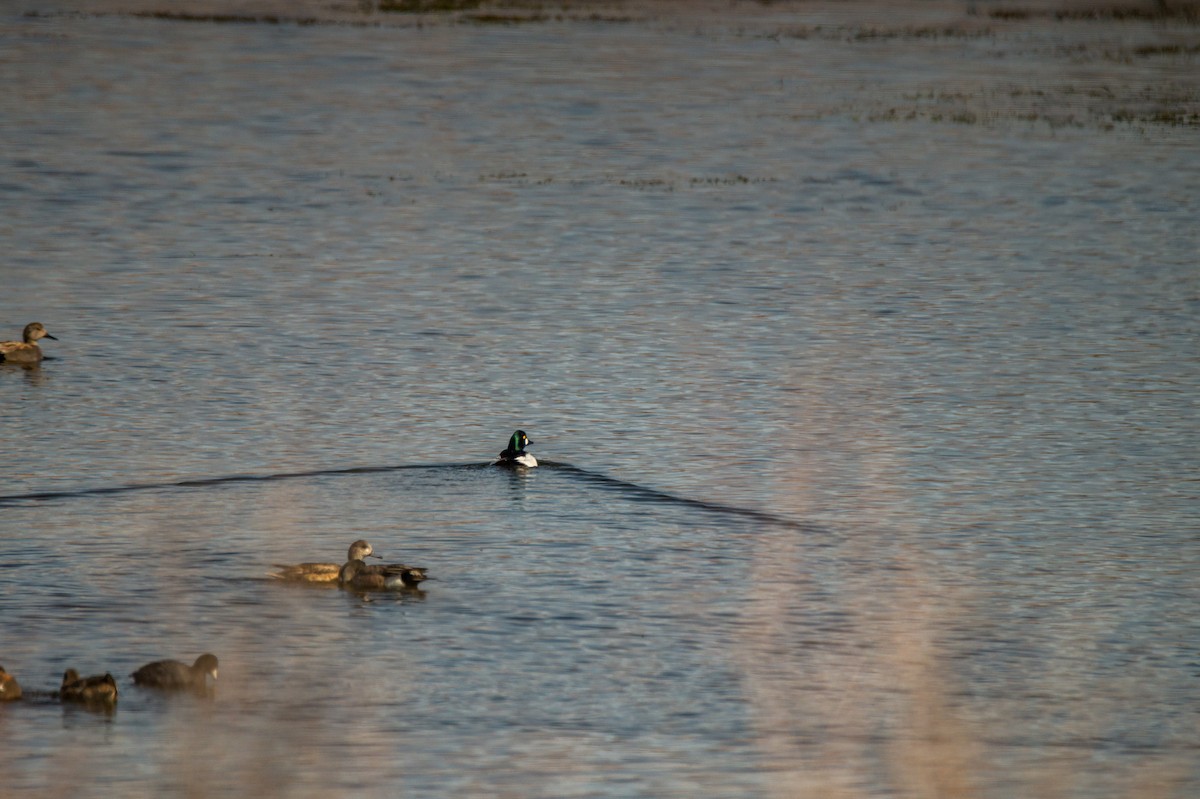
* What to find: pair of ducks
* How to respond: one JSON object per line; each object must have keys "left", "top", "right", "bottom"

{"left": 3, "top": 328, "right": 535, "bottom": 470}
{"left": 0, "top": 324, "right": 531, "bottom": 472}
{"left": 2, "top": 327, "right": 532, "bottom": 469}
{"left": 0, "top": 322, "right": 56, "bottom": 364}
{"left": 0, "top": 326, "right": 541, "bottom": 468}
{"left": 0, "top": 655, "right": 219, "bottom": 705}
{"left": 0, "top": 323, "right": 530, "bottom": 470}
{"left": 270, "top": 431, "right": 537, "bottom": 589}
{"left": 272, "top": 540, "right": 428, "bottom": 590}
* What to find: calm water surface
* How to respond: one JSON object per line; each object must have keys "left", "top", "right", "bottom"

{"left": 1, "top": 3, "right": 1198, "bottom": 797}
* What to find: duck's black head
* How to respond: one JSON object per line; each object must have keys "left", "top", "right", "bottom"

{"left": 194, "top": 654, "right": 220, "bottom": 680}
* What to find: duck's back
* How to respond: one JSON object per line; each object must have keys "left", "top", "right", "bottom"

{"left": 61, "top": 671, "right": 118, "bottom": 703}
{"left": 0, "top": 341, "right": 41, "bottom": 364}
{"left": 271, "top": 562, "right": 342, "bottom": 582}
{"left": 339, "top": 559, "right": 427, "bottom": 589}
{"left": 365, "top": 562, "right": 428, "bottom": 588}
{"left": 132, "top": 659, "right": 192, "bottom": 689}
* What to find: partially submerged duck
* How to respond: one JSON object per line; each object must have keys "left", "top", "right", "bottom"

{"left": 0, "top": 665, "right": 21, "bottom": 701}
{"left": 0, "top": 322, "right": 57, "bottom": 364}
{"left": 338, "top": 558, "right": 428, "bottom": 590}
{"left": 271, "top": 539, "right": 380, "bottom": 583}
{"left": 60, "top": 669, "right": 118, "bottom": 704}
{"left": 495, "top": 430, "right": 537, "bottom": 468}
{"left": 132, "top": 653, "right": 218, "bottom": 692}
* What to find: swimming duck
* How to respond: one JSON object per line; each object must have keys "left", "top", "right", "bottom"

{"left": 60, "top": 669, "right": 119, "bottom": 704}
{"left": 0, "top": 665, "right": 21, "bottom": 701}
{"left": 131, "top": 653, "right": 218, "bottom": 692}
{"left": 0, "top": 322, "right": 57, "bottom": 364}
{"left": 271, "top": 539, "right": 380, "bottom": 583}
{"left": 338, "top": 558, "right": 428, "bottom": 590}
{"left": 496, "top": 430, "right": 537, "bottom": 468}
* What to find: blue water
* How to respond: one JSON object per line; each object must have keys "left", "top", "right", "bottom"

{"left": 2, "top": 4, "right": 1198, "bottom": 797}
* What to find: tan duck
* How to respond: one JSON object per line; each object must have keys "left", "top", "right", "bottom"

{"left": 338, "top": 558, "right": 428, "bottom": 590}
{"left": 0, "top": 665, "right": 21, "bottom": 701}
{"left": 270, "top": 540, "right": 379, "bottom": 583}
{"left": 0, "top": 322, "right": 57, "bottom": 364}
{"left": 60, "top": 669, "right": 119, "bottom": 704}
{"left": 131, "top": 653, "right": 218, "bottom": 692}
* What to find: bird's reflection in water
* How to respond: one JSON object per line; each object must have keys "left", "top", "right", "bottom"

{"left": 341, "top": 586, "right": 428, "bottom": 604}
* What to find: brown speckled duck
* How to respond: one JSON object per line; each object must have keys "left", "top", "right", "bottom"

{"left": 0, "top": 665, "right": 21, "bottom": 701}
{"left": 270, "top": 540, "right": 379, "bottom": 583}
{"left": 0, "top": 322, "right": 57, "bottom": 364}
{"left": 60, "top": 669, "right": 119, "bottom": 704}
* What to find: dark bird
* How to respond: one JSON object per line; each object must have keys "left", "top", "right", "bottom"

{"left": 132, "top": 654, "right": 219, "bottom": 692}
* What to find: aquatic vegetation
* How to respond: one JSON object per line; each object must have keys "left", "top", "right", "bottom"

{"left": 476, "top": 172, "right": 777, "bottom": 190}
{"left": 126, "top": 12, "right": 323, "bottom": 25}
{"left": 1112, "top": 107, "right": 1200, "bottom": 125}
{"left": 986, "top": 4, "right": 1200, "bottom": 22}
{"left": 1131, "top": 42, "right": 1200, "bottom": 56}
{"left": 850, "top": 25, "right": 996, "bottom": 40}
{"left": 378, "top": 0, "right": 486, "bottom": 11}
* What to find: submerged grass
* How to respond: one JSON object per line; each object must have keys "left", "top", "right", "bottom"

{"left": 126, "top": 11, "right": 323, "bottom": 25}
{"left": 378, "top": 0, "right": 485, "bottom": 11}
{"left": 374, "top": 0, "right": 631, "bottom": 22}
{"left": 987, "top": 3, "right": 1200, "bottom": 22}
{"left": 476, "top": 172, "right": 777, "bottom": 189}
{"left": 1131, "top": 42, "right": 1200, "bottom": 55}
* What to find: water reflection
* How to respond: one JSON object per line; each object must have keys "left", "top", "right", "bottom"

{"left": 1, "top": 362, "right": 49, "bottom": 387}
{"left": 341, "top": 586, "right": 428, "bottom": 604}
{"left": 60, "top": 700, "right": 118, "bottom": 720}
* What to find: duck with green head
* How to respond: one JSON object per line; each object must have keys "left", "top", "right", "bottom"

{"left": 338, "top": 558, "right": 428, "bottom": 591}
{"left": 496, "top": 430, "right": 537, "bottom": 468}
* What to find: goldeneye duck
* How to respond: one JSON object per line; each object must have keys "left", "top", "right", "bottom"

{"left": 496, "top": 430, "right": 537, "bottom": 468}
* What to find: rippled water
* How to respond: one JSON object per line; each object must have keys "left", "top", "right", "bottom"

{"left": 2, "top": 3, "right": 1198, "bottom": 797}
